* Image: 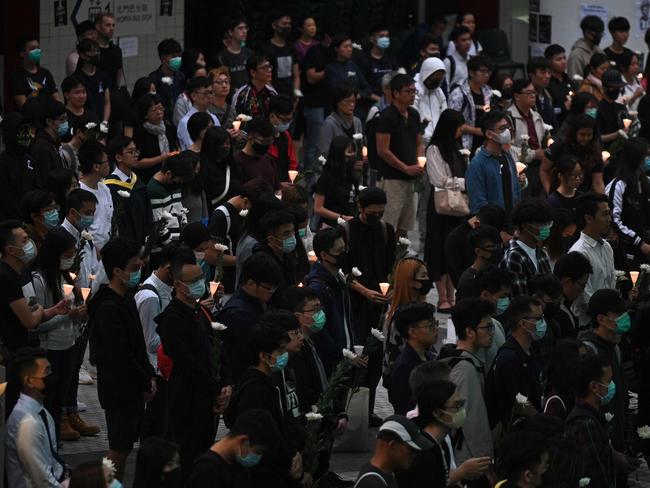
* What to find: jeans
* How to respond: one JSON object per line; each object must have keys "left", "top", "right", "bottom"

{"left": 303, "top": 106, "right": 325, "bottom": 185}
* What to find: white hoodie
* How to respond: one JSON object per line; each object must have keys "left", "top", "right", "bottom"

{"left": 414, "top": 57, "right": 448, "bottom": 144}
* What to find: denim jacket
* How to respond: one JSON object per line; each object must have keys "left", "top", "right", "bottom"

{"left": 465, "top": 146, "right": 521, "bottom": 214}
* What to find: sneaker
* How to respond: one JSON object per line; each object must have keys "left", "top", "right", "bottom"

{"left": 60, "top": 415, "right": 80, "bottom": 441}
{"left": 78, "top": 368, "right": 94, "bottom": 385}
{"left": 68, "top": 412, "right": 100, "bottom": 436}
{"left": 77, "top": 401, "right": 87, "bottom": 412}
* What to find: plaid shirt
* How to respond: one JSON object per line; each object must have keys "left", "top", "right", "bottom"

{"left": 499, "top": 239, "right": 551, "bottom": 297}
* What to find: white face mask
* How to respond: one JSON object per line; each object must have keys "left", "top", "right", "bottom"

{"left": 491, "top": 128, "right": 511, "bottom": 145}
{"left": 60, "top": 255, "right": 75, "bottom": 271}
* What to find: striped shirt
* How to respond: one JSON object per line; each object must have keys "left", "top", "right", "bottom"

{"left": 146, "top": 178, "right": 186, "bottom": 246}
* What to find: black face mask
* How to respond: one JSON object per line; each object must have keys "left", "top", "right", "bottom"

{"left": 501, "top": 87, "right": 512, "bottom": 100}
{"left": 416, "top": 279, "right": 433, "bottom": 295}
{"left": 41, "top": 374, "right": 56, "bottom": 397}
{"left": 345, "top": 155, "right": 356, "bottom": 165}
{"left": 606, "top": 88, "right": 621, "bottom": 100}
{"left": 252, "top": 143, "right": 270, "bottom": 155}
{"left": 277, "top": 27, "right": 291, "bottom": 38}
{"left": 487, "top": 246, "right": 504, "bottom": 265}
{"left": 86, "top": 54, "right": 100, "bottom": 65}
{"left": 424, "top": 77, "right": 441, "bottom": 90}
{"left": 329, "top": 250, "right": 349, "bottom": 270}
{"left": 364, "top": 214, "right": 383, "bottom": 226}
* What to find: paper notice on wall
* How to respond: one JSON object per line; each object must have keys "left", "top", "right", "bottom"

{"left": 579, "top": 4, "right": 609, "bottom": 24}
{"left": 636, "top": 0, "right": 650, "bottom": 37}
{"left": 114, "top": 0, "right": 155, "bottom": 36}
{"left": 118, "top": 36, "right": 139, "bottom": 58}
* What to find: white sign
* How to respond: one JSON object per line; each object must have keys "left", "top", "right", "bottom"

{"left": 114, "top": 0, "right": 155, "bottom": 36}
{"left": 579, "top": 3, "right": 609, "bottom": 24}
{"left": 118, "top": 36, "right": 139, "bottom": 58}
{"left": 636, "top": 0, "right": 650, "bottom": 36}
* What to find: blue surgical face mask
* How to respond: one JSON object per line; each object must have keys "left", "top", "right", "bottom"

{"left": 298, "top": 227, "right": 307, "bottom": 238}
{"left": 282, "top": 236, "right": 297, "bottom": 253}
{"left": 57, "top": 120, "right": 69, "bottom": 138}
{"left": 236, "top": 450, "right": 262, "bottom": 468}
{"left": 127, "top": 269, "right": 141, "bottom": 288}
{"left": 496, "top": 296, "right": 510, "bottom": 315}
{"left": 598, "top": 380, "right": 616, "bottom": 405}
{"left": 79, "top": 214, "right": 94, "bottom": 230}
{"left": 240, "top": 40, "right": 247, "bottom": 48}
{"left": 187, "top": 278, "right": 206, "bottom": 300}
{"left": 585, "top": 107, "right": 598, "bottom": 119}
{"left": 376, "top": 36, "right": 390, "bottom": 49}
{"left": 18, "top": 240, "right": 37, "bottom": 264}
{"left": 615, "top": 312, "right": 631, "bottom": 334}
{"left": 535, "top": 318, "right": 547, "bottom": 339}
{"left": 109, "top": 479, "right": 124, "bottom": 488}
{"left": 43, "top": 209, "right": 59, "bottom": 229}
{"left": 28, "top": 48, "right": 42, "bottom": 63}
{"left": 270, "top": 351, "right": 289, "bottom": 372}
{"left": 168, "top": 56, "right": 182, "bottom": 71}
{"left": 538, "top": 224, "right": 552, "bottom": 241}
{"left": 644, "top": 156, "right": 650, "bottom": 173}
{"left": 276, "top": 121, "right": 291, "bottom": 132}
{"left": 310, "top": 310, "right": 326, "bottom": 332}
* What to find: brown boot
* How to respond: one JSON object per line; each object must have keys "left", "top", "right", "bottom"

{"left": 60, "top": 415, "right": 80, "bottom": 441}
{"left": 68, "top": 412, "right": 100, "bottom": 436}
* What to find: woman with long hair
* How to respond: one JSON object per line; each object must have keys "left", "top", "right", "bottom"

{"left": 578, "top": 52, "right": 610, "bottom": 101}
{"left": 424, "top": 109, "right": 467, "bottom": 313}
{"left": 124, "top": 76, "right": 157, "bottom": 137}
{"left": 606, "top": 137, "right": 650, "bottom": 269}
{"left": 619, "top": 50, "right": 645, "bottom": 111}
{"left": 313, "top": 135, "right": 359, "bottom": 228}
{"left": 200, "top": 126, "right": 243, "bottom": 211}
{"left": 133, "top": 437, "right": 181, "bottom": 488}
{"left": 547, "top": 155, "right": 584, "bottom": 212}
{"left": 542, "top": 114, "right": 604, "bottom": 194}
{"left": 553, "top": 91, "right": 598, "bottom": 143}
{"left": 381, "top": 257, "right": 432, "bottom": 383}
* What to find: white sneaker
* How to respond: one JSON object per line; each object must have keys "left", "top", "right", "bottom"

{"left": 78, "top": 368, "right": 94, "bottom": 385}
{"left": 77, "top": 401, "right": 87, "bottom": 412}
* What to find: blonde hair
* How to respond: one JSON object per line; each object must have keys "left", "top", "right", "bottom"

{"left": 386, "top": 257, "right": 427, "bottom": 323}
{"left": 208, "top": 66, "right": 231, "bottom": 82}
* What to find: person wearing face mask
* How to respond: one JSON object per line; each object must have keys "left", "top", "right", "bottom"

{"left": 456, "top": 225, "right": 503, "bottom": 301}
{"left": 500, "top": 199, "right": 553, "bottom": 297}
{"left": 580, "top": 289, "right": 633, "bottom": 483}
{"left": 267, "top": 95, "right": 299, "bottom": 183}
{"left": 60, "top": 189, "right": 99, "bottom": 286}
{"left": 415, "top": 58, "right": 448, "bottom": 145}
{"left": 466, "top": 111, "right": 523, "bottom": 214}
{"left": 565, "top": 354, "right": 616, "bottom": 488}
{"left": 545, "top": 44, "right": 573, "bottom": 126}
{"left": 528, "top": 273, "right": 565, "bottom": 366}
{"left": 29, "top": 100, "right": 69, "bottom": 188}
{"left": 21, "top": 190, "right": 60, "bottom": 249}
{"left": 149, "top": 38, "right": 185, "bottom": 127}
{"left": 132, "top": 437, "right": 182, "bottom": 488}
{"left": 495, "top": 430, "right": 550, "bottom": 488}
{"left": 6, "top": 347, "right": 69, "bottom": 487}
{"left": 553, "top": 251, "right": 593, "bottom": 337}
{"left": 596, "top": 69, "right": 630, "bottom": 149}
{"left": 407, "top": 34, "right": 442, "bottom": 77}
{"left": 487, "top": 296, "right": 546, "bottom": 428}
{"left": 180, "top": 222, "right": 220, "bottom": 298}
{"left": 359, "top": 26, "right": 399, "bottom": 105}
{"left": 568, "top": 15, "right": 605, "bottom": 79}
{"left": 261, "top": 11, "right": 298, "bottom": 97}
{"left": 88, "top": 238, "right": 156, "bottom": 483}
{"left": 74, "top": 38, "right": 111, "bottom": 126}
{"left": 236, "top": 117, "right": 282, "bottom": 191}
{"left": 78, "top": 141, "right": 113, "bottom": 250}
{"left": 186, "top": 408, "right": 278, "bottom": 487}
{"left": 156, "top": 250, "right": 228, "bottom": 481}
{"left": 388, "top": 303, "right": 439, "bottom": 415}
{"left": 225, "top": 323, "right": 296, "bottom": 488}
{"left": 10, "top": 35, "right": 60, "bottom": 110}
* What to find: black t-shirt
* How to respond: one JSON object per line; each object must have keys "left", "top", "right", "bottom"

{"left": 217, "top": 47, "right": 253, "bottom": 91}
{"left": 98, "top": 42, "right": 123, "bottom": 89}
{"left": 597, "top": 99, "right": 628, "bottom": 146}
{"left": 547, "top": 74, "right": 573, "bottom": 124}
{"left": 545, "top": 141, "right": 604, "bottom": 192}
{"left": 356, "top": 462, "right": 398, "bottom": 488}
{"left": 314, "top": 172, "right": 357, "bottom": 227}
{"left": 0, "top": 262, "right": 30, "bottom": 352}
{"left": 75, "top": 68, "right": 111, "bottom": 119}
{"left": 358, "top": 52, "right": 398, "bottom": 96}
{"left": 604, "top": 47, "right": 634, "bottom": 71}
{"left": 10, "top": 66, "right": 57, "bottom": 100}
{"left": 547, "top": 190, "right": 583, "bottom": 213}
{"left": 376, "top": 104, "right": 421, "bottom": 180}
{"left": 185, "top": 450, "right": 251, "bottom": 488}
{"left": 264, "top": 42, "right": 295, "bottom": 96}
{"left": 302, "top": 44, "right": 332, "bottom": 108}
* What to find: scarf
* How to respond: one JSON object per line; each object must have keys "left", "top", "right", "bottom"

{"left": 143, "top": 121, "right": 170, "bottom": 154}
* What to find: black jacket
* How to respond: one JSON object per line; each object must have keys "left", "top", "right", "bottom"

{"left": 88, "top": 284, "right": 155, "bottom": 409}
{"left": 388, "top": 343, "right": 433, "bottom": 415}
{"left": 0, "top": 150, "right": 36, "bottom": 219}
{"left": 104, "top": 170, "right": 153, "bottom": 246}
{"left": 445, "top": 220, "right": 475, "bottom": 287}
{"left": 29, "top": 131, "right": 63, "bottom": 188}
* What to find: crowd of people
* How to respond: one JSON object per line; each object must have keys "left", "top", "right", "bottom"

{"left": 3, "top": 7, "right": 650, "bottom": 488}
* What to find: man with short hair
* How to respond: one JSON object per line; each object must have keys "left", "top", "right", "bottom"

{"left": 66, "top": 20, "right": 97, "bottom": 76}
{"left": 445, "top": 26, "right": 473, "bottom": 87}
{"left": 177, "top": 77, "right": 221, "bottom": 150}
{"left": 149, "top": 38, "right": 184, "bottom": 123}
{"left": 89, "top": 238, "right": 156, "bottom": 481}
{"left": 544, "top": 44, "right": 573, "bottom": 125}
{"left": 456, "top": 225, "right": 502, "bottom": 301}
{"left": 215, "top": 17, "right": 253, "bottom": 91}
{"left": 232, "top": 54, "right": 279, "bottom": 119}
{"left": 355, "top": 415, "right": 433, "bottom": 488}
{"left": 6, "top": 347, "right": 67, "bottom": 487}
{"left": 568, "top": 15, "right": 605, "bottom": 79}
{"left": 497, "top": 430, "right": 550, "bottom": 488}
{"left": 604, "top": 16, "right": 633, "bottom": 68}
{"left": 235, "top": 117, "right": 281, "bottom": 190}
{"left": 78, "top": 141, "right": 113, "bottom": 250}
{"left": 94, "top": 12, "right": 124, "bottom": 90}
{"left": 268, "top": 95, "right": 298, "bottom": 182}
{"left": 596, "top": 69, "right": 630, "bottom": 147}
{"left": 376, "top": 74, "right": 424, "bottom": 237}
{"left": 74, "top": 38, "right": 111, "bottom": 125}
{"left": 104, "top": 136, "right": 153, "bottom": 246}
{"left": 500, "top": 199, "right": 553, "bottom": 296}
{"left": 552, "top": 251, "right": 593, "bottom": 336}
{"left": 263, "top": 11, "right": 298, "bottom": 97}
{"left": 388, "top": 303, "right": 438, "bottom": 415}
{"left": 10, "top": 35, "right": 60, "bottom": 109}
{"left": 29, "top": 100, "right": 67, "bottom": 188}
{"left": 359, "top": 26, "right": 399, "bottom": 102}
{"left": 253, "top": 208, "right": 297, "bottom": 288}
{"left": 527, "top": 57, "right": 558, "bottom": 129}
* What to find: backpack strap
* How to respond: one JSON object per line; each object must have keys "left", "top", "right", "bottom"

{"left": 353, "top": 472, "right": 388, "bottom": 488}
{"left": 211, "top": 165, "right": 231, "bottom": 206}
{"left": 447, "top": 55, "right": 456, "bottom": 84}
{"left": 215, "top": 205, "right": 232, "bottom": 235}
{"left": 582, "top": 340, "right": 598, "bottom": 355}
{"left": 137, "top": 283, "right": 161, "bottom": 307}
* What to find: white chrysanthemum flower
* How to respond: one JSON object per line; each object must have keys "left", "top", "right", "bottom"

{"left": 637, "top": 425, "right": 650, "bottom": 439}
{"left": 615, "top": 270, "right": 626, "bottom": 278}
{"left": 337, "top": 217, "right": 347, "bottom": 225}
{"left": 211, "top": 322, "right": 227, "bottom": 331}
{"left": 293, "top": 89, "right": 304, "bottom": 98}
{"left": 352, "top": 43, "right": 362, "bottom": 50}
{"left": 605, "top": 412, "right": 614, "bottom": 422}
{"left": 579, "top": 478, "right": 591, "bottom": 487}
{"left": 239, "top": 209, "right": 249, "bottom": 218}
{"left": 572, "top": 74, "right": 584, "bottom": 81}
{"left": 117, "top": 190, "right": 131, "bottom": 198}
{"left": 342, "top": 348, "right": 358, "bottom": 360}
{"left": 371, "top": 328, "right": 385, "bottom": 341}
{"left": 236, "top": 114, "right": 252, "bottom": 122}
{"left": 519, "top": 134, "right": 530, "bottom": 142}
{"left": 81, "top": 231, "right": 93, "bottom": 241}
{"left": 85, "top": 122, "right": 97, "bottom": 130}
{"left": 516, "top": 393, "right": 529, "bottom": 405}
{"left": 214, "top": 243, "right": 228, "bottom": 252}
{"left": 491, "top": 89, "right": 502, "bottom": 98}
{"left": 352, "top": 267, "right": 362, "bottom": 277}
{"left": 398, "top": 237, "right": 411, "bottom": 246}
{"left": 358, "top": 185, "right": 367, "bottom": 191}
{"left": 459, "top": 149, "right": 471, "bottom": 156}
{"left": 318, "top": 155, "right": 327, "bottom": 165}
{"left": 305, "top": 412, "right": 324, "bottom": 421}
{"left": 543, "top": 123, "right": 554, "bottom": 132}
{"left": 397, "top": 67, "right": 407, "bottom": 75}
{"left": 641, "top": 264, "right": 650, "bottom": 272}
{"left": 100, "top": 121, "right": 109, "bottom": 133}
{"left": 161, "top": 76, "right": 173, "bottom": 85}
{"left": 102, "top": 457, "right": 117, "bottom": 481}
{"left": 352, "top": 133, "right": 363, "bottom": 141}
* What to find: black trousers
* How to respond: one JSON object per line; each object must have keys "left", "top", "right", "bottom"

{"left": 45, "top": 345, "right": 76, "bottom": 441}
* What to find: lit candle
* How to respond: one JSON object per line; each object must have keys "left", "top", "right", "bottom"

{"left": 81, "top": 287, "right": 91, "bottom": 302}
{"left": 631, "top": 271, "right": 640, "bottom": 286}
{"left": 547, "top": 138, "right": 554, "bottom": 146}
{"left": 288, "top": 170, "right": 298, "bottom": 183}
{"left": 63, "top": 284, "right": 74, "bottom": 297}
{"left": 308, "top": 251, "right": 317, "bottom": 263}
{"left": 379, "top": 282, "right": 390, "bottom": 295}
{"left": 232, "top": 120, "right": 241, "bottom": 130}
{"left": 602, "top": 150, "right": 611, "bottom": 162}
{"left": 69, "top": 272, "right": 77, "bottom": 281}
{"left": 362, "top": 146, "right": 368, "bottom": 158}
{"left": 209, "top": 281, "right": 220, "bottom": 296}
{"left": 569, "top": 90, "right": 574, "bottom": 97}
{"left": 638, "top": 73, "right": 644, "bottom": 81}
{"left": 417, "top": 156, "right": 426, "bottom": 168}
{"left": 515, "top": 162, "right": 527, "bottom": 175}
{"left": 623, "top": 118, "right": 632, "bottom": 130}
{"left": 298, "top": 282, "right": 304, "bottom": 287}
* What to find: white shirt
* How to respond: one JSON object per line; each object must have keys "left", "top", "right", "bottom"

{"left": 61, "top": 218, "right": 100, "bottom": 289}
{"left": 444, "top": 49, "right": 469, "bottom": 87}
{"left": 79, "top": 181, "right": 114, "bottom": 250}
{"left": 112, "top": 166, "right": 132, "bottom": 182}
{"left": 177, "top": 106, "right": 220, "bottom": 151}
{"left": 135, "top": 271, "right": 173, "bottom": 370}
{"left": 516, "top": 239, "right": 539, "bottom": 271}
{"left": 446, "top": 38, "right": 482, "bottom": 58}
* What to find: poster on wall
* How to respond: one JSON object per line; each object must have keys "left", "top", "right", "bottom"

{"left": 530, "top": 0, "right": 540, "bottom": 13}
{"left": 55, "top": 0, "right": 68, "bottom": 26}
{"left": 160, "top": 0, "right": 172, "bottom": 16}
{"left": 539, "top": 15, "right": 552, "bottom": 44}
{"left": 579, "top": 4, "right": 609, "bottom": 24}
{"left": 114, "top": 0, "right": 155, "bottom": 36}
{"left": 637, "top": 0, "right": 650, "bottom": 35}
{"left": 71, "top": 0, "right": 111, "bottom": 28}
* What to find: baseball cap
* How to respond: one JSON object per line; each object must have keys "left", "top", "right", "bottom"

{"left": 602, "top": 69, "right": 626, "bottom": 88}
{"left": 587, "top": 288, "right": 630, "bottom": 318}
{"left": 378, "top": 415, "right": 434, "bottom": 450}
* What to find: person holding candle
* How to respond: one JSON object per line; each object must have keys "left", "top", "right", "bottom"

{"left": 545, "top": 44, "right": 573, "bottom": 126}
{"left": 32, "top": 227, "right": 99, "bottom": 442}
{"left": 577, "top": 52, "right": 610, "bottom": 102}
{"left": 618, "top": 50, "right": 645, "bottom": 112}
{"left": 596, "top": 69, "right": 630, "bottom": 150}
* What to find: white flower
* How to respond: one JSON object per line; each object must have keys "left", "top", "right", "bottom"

{"left": 615, "top": 269, "right": 626, "bottom": 278}
{"left": 605, "top": 412, "right": 614, "bottom": 422}
{"left": 305, "top": 412, "right": 324, "bottom": 421}
{"left": 397, "top": 67, "right": 407, "bottom": 75}
{"left": 318, "top": 155, "right": 327, "bottom": 165}
{"left": 117, "top": 190, "right": 131, "bottom": 199}
{"left": 337, "top": 217, "right": 347, "bottom": 225}
{"left": 100, "top": 121, "right": 109, "bottom": 133}
{"left": 515, "top": 393, "right": 529, "bottom": 405}
{"left": 85, "top": 122, "right": 97, "bottom": 130}
{"left": 371, "top": 328, "right": 385, "bottom": 341}
{"left": 342, "top": 348, "right": 358, "bottom": 360}
{"left": 641, "top": 264, "right": 650, "bottom": 273}
{"left": 638, "top": 425, "right": 650, "bottom": 439}
{"left": 352, "top": 42, "right": 362, "bottom": 50}
{"left": 236, "top": 114, "right": 252, "bottom": 122}
{"left": 352, "top": 267, "right": 362, "bottom": 277}
{"left": 347, "top": 71, "right": 357, "bottom": 77}
{"left": 239, "top": 209, "right": 249, "bottom": 218}
{"left": 398, "top": 237, "right": 411, "bottom": 246}
{"left": 519, "top": 134, "right": 530, "bottom": 142}
{"left": 572, "top": 74, "right": 584, "bottom": 81}
{"left": 459, "top": 149, "right": 471, "bottom": 156}
{"left": 293, "top": 88, "right": 304, "bottom": 98}
{"left": 102, "top": 457, "right": 117, "bottom": 481}
{"left": 352, "top": 133, "right": 363, "bottom": 141}
{"left": 491, "top": 89, "right": 502, "bottom": 98}
{"left": 161, "top": 76, "right": 173, "bottom": 85}
{"left": 214, "top": 243, "right": 228, "bottom": 252}
{"left": 579, "top": 478, "right": 591, "bottom": 487}
{"left": 543, "top": 123, "right": 554, "bottom": 132}
{"left": 81, "top": 231, "right": 93, "bottom": 241}
{"left": 211, "top": 321, "right": 227, "bottom": 331}
{"left": 358, "top": 185, "right": 367, "bottom": 191}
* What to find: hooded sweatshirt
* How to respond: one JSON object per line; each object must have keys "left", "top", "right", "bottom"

{"left": 567, "top": 38, "right": 604, "bottom": 79}
{"left": 414, "top": 57, "right": 448, "bottom": 144}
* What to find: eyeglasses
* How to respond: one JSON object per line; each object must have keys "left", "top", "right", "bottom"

{"left": 288, "top": 329, "right": 304, "bottom": 338}
{"left": 477, "top": 323, "right": 496, "bottom": 332}
{"left": 258, "top": 283, "right": 279, "bottom": 294}
{"left": 256, "top": 64, "right": 273, "bottom": 71}
{"left": 194, "top": 90, "right": 214, "bottom": 96}
{"left": 124, "top": 148, "right": 140, "bottom": 157}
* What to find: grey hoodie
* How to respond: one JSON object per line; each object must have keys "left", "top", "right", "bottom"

{"left": 567, "top": 38, "right": 604, "bottom": 79}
